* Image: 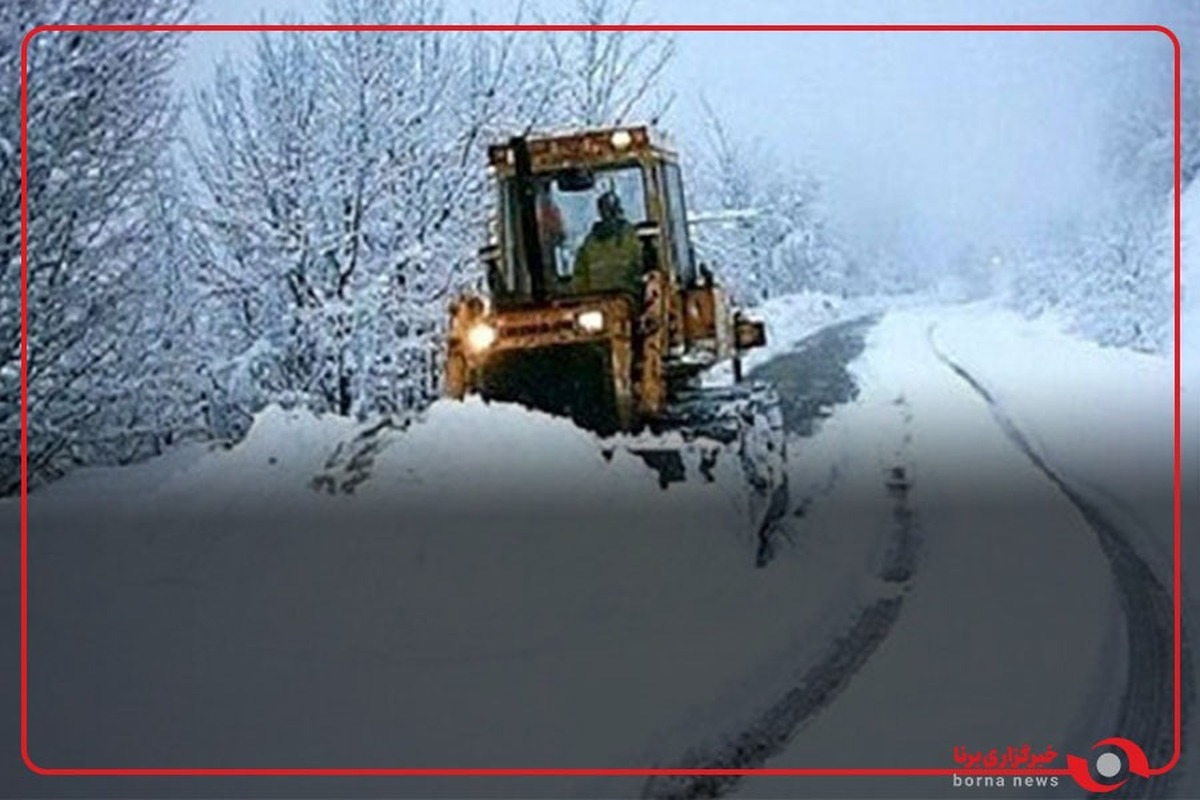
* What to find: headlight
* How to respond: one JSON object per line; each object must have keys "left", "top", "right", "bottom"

{"left": 466, "top": 322, "right": 498, "bottom": 353}
{"left": 610, "top": 129, "right": 632, "bottom": 150}
{"left": 576, "top": 310, "right": 605, "bottom": 333}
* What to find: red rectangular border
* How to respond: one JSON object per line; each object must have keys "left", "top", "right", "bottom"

{"left": 19, "top": 22, "right": 1183, "bottom": 783}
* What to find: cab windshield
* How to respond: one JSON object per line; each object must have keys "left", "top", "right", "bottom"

{"left": 493, "top": 163, "right": 649, "bottom": 301}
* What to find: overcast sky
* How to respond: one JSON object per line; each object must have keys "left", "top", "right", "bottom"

{"left": 177, "top": 0, "right": 1187, "bottom": 270}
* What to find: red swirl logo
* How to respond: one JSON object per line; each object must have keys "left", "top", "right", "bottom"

{"left": 1066, "top": 738, "right": 1149, "bottom": 793}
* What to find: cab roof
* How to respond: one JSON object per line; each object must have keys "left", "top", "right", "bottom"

{"left": 486, "top": 125, "right": 677, "bottom": 174}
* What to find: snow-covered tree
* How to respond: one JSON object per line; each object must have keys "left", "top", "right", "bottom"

{"left": 537, "top": 0, "right": 675, "bottom": 128}
{"left": 1004, "top": 194, "right": 1171, "bottom": 353}
{"left": 688, "top": 99, "right": 846, "bottom": 303}
{"left": 2, "top": 0, "right": 195, "bottom": 494}
{"left": 193, "top": 26, "right": 335, "bottom": 426}
{"left": 192, "top": 0, "right": 585, "bottom": 428}
{"left": 1002, "top": 12, "right": 1179, "bottom": 355}
{"left": 1071, "top": 208, "right": 1171, "bottom": 352}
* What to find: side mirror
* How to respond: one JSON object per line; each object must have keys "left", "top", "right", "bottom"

{"left": 734, "top": 314, "right": 767, "bottom": 350}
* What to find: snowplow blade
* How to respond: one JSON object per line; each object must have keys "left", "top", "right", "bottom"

{"left": 475, "top": 342, "right": 622, "bottom": 436}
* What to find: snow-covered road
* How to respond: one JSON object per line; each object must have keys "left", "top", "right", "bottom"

{"left": 931, "top": 326, "right": 1185, "bottom": 800}
{"left": 728, "top": 307, "right": 1188, "bottom": 799}
{"left": 655, "top": 308, "right": 1116, "bottom": 799}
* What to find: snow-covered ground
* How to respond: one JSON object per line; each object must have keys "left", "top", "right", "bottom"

{"left": 936, "top": 306, "right": 1196, "bottom": 797}
{"left": 17, "top": 389, "right": 905, "bottom": 794}
{"left": 6, "top": 280, "right": 1192, "bottom": 797}
{"left": 739, "top": 284, "right": 1192, "bottom": 796}
{"left": 738, "top": 307, "right": 1124, "bottom": 798}
{"left": 934, "top": 306, "right": 1179, "bottom": 581}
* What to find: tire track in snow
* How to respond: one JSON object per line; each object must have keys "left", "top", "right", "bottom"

{"left": 641, "top": 595, "right": 906, "bottom": 800}
{"left": 643, "top": 338, "right": 920, "bottom": 798}
{"left": 929, "top": 327, "right": 1192, "bottom": 799}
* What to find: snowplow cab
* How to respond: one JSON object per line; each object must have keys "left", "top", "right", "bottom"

{"left": 445, "top": 125, "right": 767, "bottom": 435}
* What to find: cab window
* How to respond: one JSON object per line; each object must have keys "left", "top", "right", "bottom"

{"left": 661, "top": 162, "right": 696, "bottom": 286}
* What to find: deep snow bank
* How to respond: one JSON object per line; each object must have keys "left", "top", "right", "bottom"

{"left": 23, "top": 392, "right": 888, "bottom": 781}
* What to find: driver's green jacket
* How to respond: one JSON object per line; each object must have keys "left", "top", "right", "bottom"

{"left": 570, "top": 226, "right": 642, "bottom": 294}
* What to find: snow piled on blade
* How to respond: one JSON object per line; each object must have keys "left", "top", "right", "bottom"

{"left": 376, "top": 397, "right": 663, "bottom": 508}
{"left": 159, "top": 396, "right": 758, "bottom": 526}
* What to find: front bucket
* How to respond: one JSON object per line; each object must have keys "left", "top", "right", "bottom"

{"left": 475, "top": 342, "right": 621, "bottom": 436}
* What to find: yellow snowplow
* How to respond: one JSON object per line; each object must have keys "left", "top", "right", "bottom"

{"left": 445, "top": 125, "right": 776, "bottom": 444}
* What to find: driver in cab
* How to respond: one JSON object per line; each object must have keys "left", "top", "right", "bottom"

{"left": 570, "top": 190, "right": 642, "bottom": 295}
